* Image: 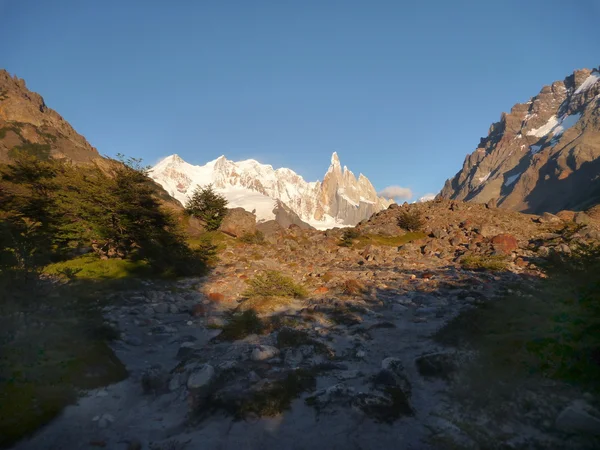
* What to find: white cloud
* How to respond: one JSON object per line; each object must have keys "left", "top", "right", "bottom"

{"left": 379, "top": 185, "right": 413, "bottom": 200}
{"left": 418, "top": 193, "right": 436, "bottom": 202}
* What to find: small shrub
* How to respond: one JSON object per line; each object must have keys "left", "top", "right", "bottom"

{"left": 397, "top": 210, "right": 425, "bottom": 232}
{"left": 339, "top": 228, "right": 360, "bottom": 247}
{"left": 343, "top": 279, "right": 367, "bottom": 295}
{"left": 460, "top": 254, "right": 508, "bottom": 271}
{"left": 184, "top": 184, "right": 228, "bottom": 231}
{"left": 239, "top": 230, "right": 265, "bottom": 245}
{"left": 218, "top": 310, "right": 264, "bottom": 341}
{"left": 236, "top": 369, "right": 317, "bottom": 418}
{"left": 243, "top": 271, "right": 307, "bottom": 298}
{"left": 8, "top": 142, "right": 52, "bottom": 160}
{"left": 277, "top": 327, "right": 314, "bottom": 348}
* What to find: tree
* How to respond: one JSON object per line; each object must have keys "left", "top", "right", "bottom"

{"left": 185, "top": 184, "right": 228, "bottom": 231}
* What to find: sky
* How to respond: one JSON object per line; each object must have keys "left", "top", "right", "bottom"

{"left": 1, "top": 0, "right": 598, "bottom": 201}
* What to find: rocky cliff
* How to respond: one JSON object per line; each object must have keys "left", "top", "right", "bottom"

{"left": 0, "top": 70, "right": 100, "bottom": 163}
{"left": 150, "top": 152, "right": 393, "bottom": 229}
{"left": 440, "top": 67, "right": 600, "bottom": 213}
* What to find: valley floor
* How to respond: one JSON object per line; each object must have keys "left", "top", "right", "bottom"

{"left": 10, "top": 201, "right": 600, "bottom": 450}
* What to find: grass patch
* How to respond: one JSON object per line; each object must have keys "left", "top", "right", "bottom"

{"left": 217, "top": 310, "right": 264, "bottom": 341}
{"left": 8, "top": 142, "right": 51, "bottom": 160}
{"left": 436, "top": 243, "right": 600, "bottom": 394}
{"left": 460, "top": 254, "right": 508, "bottom": 271}
{"left": 0, "top": 282, "right": 129, "bottom": 448}
{"left": 351, "top": 232, "right": 427, "bottom": 249}
{"left": 237, "top": 296, "right": 295, "bottom": 314}
{"left": 243, "top": 271, "right": 307, "bottom": 298}
{"left": 276, "top": 327, "right": 332, "bottom": 355}
{"left": 342, "top": 279, "right": 367, "bottom": 295}
{"left": 44, "top": 254, "right": 151, "bottom": 280}
{"left": 239, "top": 230, "right": 265, "bottom": 245}
{"left": 36, "top": 129, "right": 58, "bottom": 143}
{"left": 352, "top": 386, "right": 414, "bottom": 423}
{"left": 236, "top": 369, "right": 317, "bottom": 418}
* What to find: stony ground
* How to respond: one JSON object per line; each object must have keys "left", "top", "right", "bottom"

{"left": 12, "top": 200, "right": 600, "bottom": 450}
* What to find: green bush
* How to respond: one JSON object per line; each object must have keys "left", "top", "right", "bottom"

{"left": 239, "top": 230, "right": 265, "bottom": 244}
{"left": 185, "top": 184, "right": 228, "bottom": 231}
{"left": 243, "top": 270, "right": 308, "bottom": 298}
{"left": 397, "top": 210, "right": 425, "bottom": 232}
{"left": 0, "top": 153, "right": 208, "bottom": 282}
{"left": 218, "top": 310, "right": 264, "bottom": 341}
{"left": 339, "top": 228, "right": 360, "bottom": 247}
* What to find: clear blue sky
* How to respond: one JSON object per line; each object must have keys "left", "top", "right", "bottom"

{"left": 1, "top": 0, "right": 598, "bottom": 200}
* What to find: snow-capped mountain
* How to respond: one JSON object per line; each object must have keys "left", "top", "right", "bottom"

{"left": 150, "top": 152, "right": 393, "bottom": 229}
{"left": 440, "top": 66, "right": 600, "bottom": 213}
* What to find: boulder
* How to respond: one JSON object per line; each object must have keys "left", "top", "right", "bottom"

{"left": 574, "top": 212, "right": 592, "bottom": 225}
{"left": 555, "top": 401, "right": 600, "bottom": 435}
{"left": 187, "top": 364, "right": 215, "bottom": 392}
{"left": 491, "top": 233, "right": 518, "bottom": 254}
{"left": 556, "top": 210, "right": 576, "bottom": 222}
{"left": 251, "top": 345, "right": 280, "bottom": 361}
{"left": 219, "top": 207, "right": 256, "bottom": 237}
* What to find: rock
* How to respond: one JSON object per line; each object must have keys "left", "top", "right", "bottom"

{"left": 125, "top": 336, "right": 143, "bottom": 346}
{"left": 153, "top": 303, "right": 169, "bottom": 314}
{"left": 556, "top": 210, "right": 576, "bottom": 222}
{"left": 478, "top": 224, "right": 501, "bottom": 238}
{"left": 168, "top": 373, "right": 183, "bottom": 391}
{"left": 559, "top": 243, "right": 572, "bottom": 254}
{"left": 586, "top": 204, "right": 600, "bottom": 220}
{"left": 141, "top": 365, "right": 169, "bottom": 394}
{"left": 251, "top": 345, "right": 280, "bottom": 361}
{"left": 284, "top": 348, "right": 304, "bottom": 367}
{"left": 486, "top": 198, "right": 497, "bottom": 209}
{"left": 381, "top": 357, "right": 411, "bottom": 394}
{"left": 96, "top": 413, "right": 114, "bottom": 429}
{"left": 219, "top": 207, "right": 256, "bottom": 237}
{"left": 248, "top": 371, "right": 261, "bottom": 383}
{"left": 191, "top": 304, "right": 206, "bottom": 317}
{"left": 538, "top": 246, "right": 550, "bottom": 257}
{"left": 541, "top": 212, "right": 562, "bottom": 223}
{"left": 187, "top": 364, "right": 215, "bottom": 392}
{"left": 491, "top": 233, "right": 518, "bottom": 254}
{"left": 169, "top": 304, "right": 179, "bottom": 314}
{"left": 177, "top": 342, "right": 196, "bottom": 359}
{"left": 555, "top": 401, "right": 600, "bottom": 435}
{"left": 574, "top": 212, "right": 592, "bottom": 225}
{"left": 207, "top": 292, "right": 226, "bottom": 302}
{"left": 415, "top": 353, "right": 457, "bottom": 380}
{"left": 207, "top": 316, "right": 226, "bottom": 328}
{"left": 432, "top": 228, "right": 448, "bottom": 239}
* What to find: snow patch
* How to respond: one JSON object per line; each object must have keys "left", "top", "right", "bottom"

{"left": 477, "top": 172, "right": 491, "bottom": 184}
{"left": 574, "top": 71, "right": 600, "bottom": 94}
{"left": 418, "top": 193, "right": 436, "bottom": 203}
{"left": 504, "top": 173, "right": 521, "bottom": 187}
{"left": 530, "top": 145, "right": 542, "bottom": 154}
{"left": 526, "top": 113, "right": 581, "bottom": 138}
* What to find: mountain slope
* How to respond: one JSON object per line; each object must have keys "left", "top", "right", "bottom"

{"left": 0, "top": 70, "right": 100, "bottom": 163}
{"left": 440, "top": 67, "right": 600, "bottom": 213}
{"left": 150, "top": 152, "right": 393, "bottom": 229}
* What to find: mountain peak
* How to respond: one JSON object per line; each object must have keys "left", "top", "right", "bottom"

{"left": 331, "top": 152, "right": 340, "bottom": 166}
{"left": 151, "top": 153, "right": 393, "bottom": 229}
